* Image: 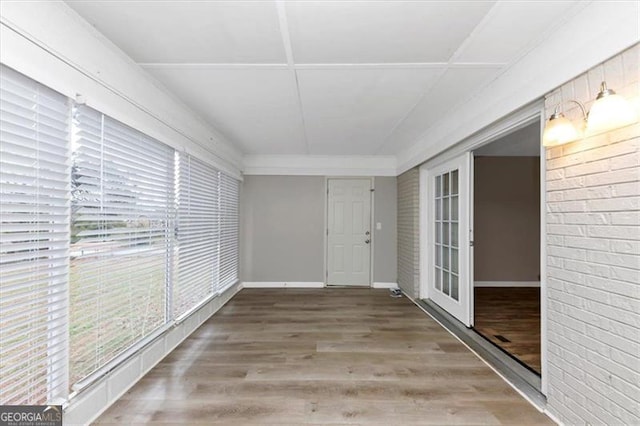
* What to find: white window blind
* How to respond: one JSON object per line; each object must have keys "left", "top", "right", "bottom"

{"left": 0, "top": 65, "right": 70, "bottom": 404}
{"left": 70, "top": 105, "right": 174, "bottom": 387}
{"left": 174, "top": 153, "right": 219, "bottom": 318}
{"left": 219, "top": 173, "right": 239, "bottom": 292}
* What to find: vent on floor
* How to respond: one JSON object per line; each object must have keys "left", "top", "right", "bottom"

{"left": 494, "top": 335, "right": 511, "bottom": 343}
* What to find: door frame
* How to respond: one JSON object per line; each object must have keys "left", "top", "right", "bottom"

{"left": 324, "top": 176, "right": 375, "bottom": 287}
{"left": 418, "top": 100, "right": 548, "bottom": 394}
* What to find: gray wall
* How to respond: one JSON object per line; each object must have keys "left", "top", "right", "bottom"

{"left": 373, "top": 177, "right": 397, "bottom": 283}
{"left": 241, "top": 175, "right": 397, "bottom": 284}
{"left": 241, "top": 175, "right": 325, "bottom": 282}
{"left": 474, "top": 156, "right": 540, "bottom": 282}
{"left": 397, "top": 168, "right": 420, "bottom": 298}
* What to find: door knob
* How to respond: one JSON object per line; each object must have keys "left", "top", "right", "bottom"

{"left": 365, "top": 231, "right": 370, "bottom": 235}
{"left": 365, "top": 239, "right": 370, "bottom": 244}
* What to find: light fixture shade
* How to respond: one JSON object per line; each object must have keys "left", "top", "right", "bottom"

{"left": 543, "top": 112, "right": 580, "bottom": 147}
{"left": 586, "top": 88, "right": 638, "bottom": 135}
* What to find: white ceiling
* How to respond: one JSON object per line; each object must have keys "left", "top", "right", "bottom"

{"left": 66, "top": 0, "right": 580, "bottom": 156}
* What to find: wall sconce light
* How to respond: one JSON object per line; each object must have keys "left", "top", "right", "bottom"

{"left": 543, "top": 81, "right": 638, "bottom": 147}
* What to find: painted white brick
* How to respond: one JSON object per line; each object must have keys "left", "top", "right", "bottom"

{"left": 562, "top": 213, "right": 609, "bottom": 225}
{"left": 611, "top": 182, "right": 640, "bottom": 198}
{"left": 546, "top": 175, "right": 584, "bottom": 191}
{"left": 611, "top": 348, "right": 640, "bottom": 377}
{"left": 607, "top": 316, "right": 640, "bottom": 343}
{"left": 581, "top": 136, "right": 639, "bottom": 163}
{"left": 549, "top": 288, "right": 586, "bottom": 311}
{"left": 548, "top": 245, "right": 586, "bottom": 261}
{"left": 564, "top": 235, "right": 610, "bottom": 251}
{"left": 562, "top": 185, "right": 612, "bottom": 201}
{"left": 610, "top": 265, "right": 640, "bottom": 285}
{"left": 586, "top": 349, "right": 640, "bottom": 388}
{"left": 610, "top": 211, "right": 640, "bottom": 225}
{"left": 607, "top": 122, "right": 640, "bottom": 144}
{"left": 564, "top": 259, "right": 611, "bottom": 278}
{"left": 587, "top": 325, "right": 638, "bottom": 355}
{"left": 547, "top": 265, "right": 585, "bottom": 284}
{"left": 564, "top": 159, "right": 610, "bottom": 178}
{"left": 588, "top": 225, "right": 640, "bottom": 240}
{"left": 546, "top": 146, "right": 563, "bottom": 160}
{"left": 546, "top": 168, "right": 564, "bottom": 180}
{"left": 546, "top": 191, "right": 564, "bottom": 202}
{"left": 585, "top": 276, "right": 640, "bottom": 299}
{"left": 587, "top": 250, "right": 640, "bottom": 269}
{"left": 546, "top": 234, "right": 564, "bottom": 245}
{"left": 586, "top": 275, "right": 640, "bottom": 299}
{"left": 611, "top": 152, "right": 640, "bottom": 170}
{"left": 547, "top": 223, "right": 586, "bottom": 236}
{"left": 610, "top": 239, "right": 640, "bottom": 254}
{"left": 622, "top": 46, "right": 640, "bottom": 87}
{"left": 604, "top": 54, "right": 625, "bottom": 88}
{"left": 587, "top": 196, "right": 640, "bottom": 212}
{"left": 582, "top": 374, "right": 638, "bottom": 424}
{"left": 584, "top": 167, "right": 640, "bottom": 187}
{"left": 547, "top": 200, "right": 587, "bottom": 213}
{"left": 564, "top": 281, "right": 611, "bottom": 304}
{"left": 584, "top": 299, "right": 640, "bottom": 328}
{"left": 562, "top": 132, "right": 610, "bottom": 156}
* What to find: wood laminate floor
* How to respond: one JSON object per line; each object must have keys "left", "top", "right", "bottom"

{"left": 474, "top": 288, "right": 541, "bottom": 374}
{"left": 96, "top": 289, "right": 552, "bottom": 425}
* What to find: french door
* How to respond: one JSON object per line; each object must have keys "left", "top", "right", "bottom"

{"left": 426, "top": 153, "right": 472, "bottom": 326}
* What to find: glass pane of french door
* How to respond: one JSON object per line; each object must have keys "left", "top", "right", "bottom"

{"left": 434, "top": 169, "right": 460, "bottom": 301}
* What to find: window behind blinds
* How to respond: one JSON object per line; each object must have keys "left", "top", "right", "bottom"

{"left": 174, "top": 153, "right": 219, "bottom": 318}
{"left": 70, "top": 105, "right": 174, "bottom": 387}
{"left": 0, "top": 65, "right": 70, "bottom": 404}
{"left": 219, "top": 173, "right": 240, "bottom": 292}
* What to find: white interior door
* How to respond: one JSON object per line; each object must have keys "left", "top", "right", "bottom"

{"left": 327, "top": 178, "right": 371, "bottom": 286}
{"left": 427, "top": 153, "right": 472, "bottom": 326}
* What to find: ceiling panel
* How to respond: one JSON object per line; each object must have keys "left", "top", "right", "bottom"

{"left": 66, "top": 1, "right": 286, "bottom": 63}
{"left": 297, "top": 68, "right": 444, "bottom": 155}
{"left": 144, "top": 67, "right": 307, "bottom": 154}
{"left": 380, "top": 67, "right": 502, "bottom": 153}
{"left": 286, "top": 1, "right": 496, "bottom": 64}
{"left": 456, "top": 1, "right": 580, "bottom": 63}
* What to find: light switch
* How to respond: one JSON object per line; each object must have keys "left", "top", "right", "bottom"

{"left": 376, "top": 222, "right": 382, "bottom": 230}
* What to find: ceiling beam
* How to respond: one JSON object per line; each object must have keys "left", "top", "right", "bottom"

{"left": 275, "top": 0, "right": 311, "bottom": 154}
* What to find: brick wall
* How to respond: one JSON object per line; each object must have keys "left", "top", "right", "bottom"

{"left": 397, "top": 168, "right": 420, "bottom": 298}
{"left": 544, "top": 43, "right": 640, "bottom": 424}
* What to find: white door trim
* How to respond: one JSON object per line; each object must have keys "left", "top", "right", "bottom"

{"left": 325, "top": 177, "right": 374, "bottom": 287}
{"left": 418, "top": 101, "right": 547, "bottom": 394}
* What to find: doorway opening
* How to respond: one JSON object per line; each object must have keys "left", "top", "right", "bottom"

{"left": 472, "top": 121, "right": 541, "bottom": 375}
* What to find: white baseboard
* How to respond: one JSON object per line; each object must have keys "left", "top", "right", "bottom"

{"left": 241, "top": 282, "right": 325, "bottom": 288}
{"left": 372, "top": 282, "right": 399, "bottom": 289}
{"left": 474, "top": 281, "right": 541, "bottom": 288}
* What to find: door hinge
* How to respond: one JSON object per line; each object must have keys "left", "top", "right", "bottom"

{"left": 370, "top": 189, "right": 375, "bottom": 192}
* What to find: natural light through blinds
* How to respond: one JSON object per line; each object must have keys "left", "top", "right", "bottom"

{"left": 219, "top": 173, "right": 239, "bottom": 292}
{"left": 175, "top": 153, "right": 220, "bottom": 318}
{"left": 0, "top": 66, "right": 70, "bottom": 405}
{"left": 69, "top": 105, "right": 174, "bottom": 387}
{"left": 1, "top": 64, "right": 241, "bottom": 405}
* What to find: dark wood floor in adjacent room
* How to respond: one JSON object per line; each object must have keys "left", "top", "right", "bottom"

{"left": 474, "top": 287, "right": 541, "bottom": 374}
{"left": 95, "top": 288, "right": 551, "bottom": 425}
